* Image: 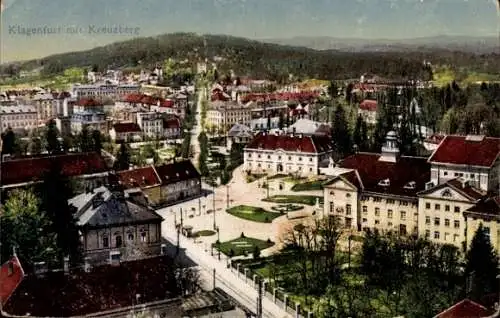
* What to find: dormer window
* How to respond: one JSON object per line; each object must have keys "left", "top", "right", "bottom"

{"left": 403, "top": 181, "right": 416, "bottom": 190}
{"left": 378, "top": 178, "right": 390, "bottom": 187}
{"left": 441, "top": 189, "right": 452, "bottom": 197}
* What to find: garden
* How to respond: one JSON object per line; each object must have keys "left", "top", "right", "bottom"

{"left": 214, "top": 236, "right": 275, "bottom": 257}
{"left": 270, "top": 204, "right": 303, "bottom": 213}
{"left": 226, "top": 205, "right": 282, "bottom": 223}
{"left": 291, "top": 179, "right": 329, "bottom": 192}
{"left": 262, "top": 195, "right": 323, "bottom": 206}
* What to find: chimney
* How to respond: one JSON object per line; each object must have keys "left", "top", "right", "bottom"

{"left": 34, "top": 261, "right": 48, "bottom": 277}
{"left": 109, "top": 251, "right": 121, "bottom": 266}
{"left": 84, "top": 257, "right": 92, "bottom": 272}
{"left": 63, "top": 256, "right": 70, "bottom": 275}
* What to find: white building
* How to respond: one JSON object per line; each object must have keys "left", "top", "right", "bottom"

{"left": 243, "top": 131, "right": 333, "bottom": 176}
{"left": 0, "top": 105, "right": 37, "bottom": 133}
{"left": 206, "top": 101, "right": 253, "bottom": 133}
{"left": 137, "top": 112, "right": 163, "bottom": 139}
{"left": 70, "top": 83, "right": 140, "bottom": 100}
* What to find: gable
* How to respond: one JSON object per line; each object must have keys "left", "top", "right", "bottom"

{"left": 324, "top": 177, "right": 357, "bottom": 191}
{"left": 421, "top": 185, "right": 475, "bottom": 202}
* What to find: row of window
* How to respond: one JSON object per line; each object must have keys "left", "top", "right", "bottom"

{"left": 442, "top": 171, "right": 476, "bottom": 179}
{"left": 425, "top": 202, "right": 460, "bottom": 213}
{"left": 425, "top": 231, "right": 460, "bottom": 242}
{"left": 359, "top": 196, "right": 415, "bottom": 207}
{"left": 425, "top": 216, "right": 461, "bottom": 228}
{"left": 361, "top": 206, "right": 415, "bottom": 221}
{"left": 101, "top": 231, "right": 148, "bottom": 248}
{"left": 249, "top": 162, "right": 314, "bottom": 172}
{"left": 248, "top": 153, "right": 315, "bottom": 162}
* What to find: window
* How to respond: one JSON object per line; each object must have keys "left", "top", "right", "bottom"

{"left": 445, "top": 205, "right": 450, "bottom": 212}
{"left": 362, "top": 206, "right": 368, "bottom": 213}
{"left": 362, "top": 218, "right": 367, "bottom": 223}
{"left": 435, "top": 204, "right": 440, "bottom": 210}
{"left": 115, "top": 235, "right": 123, "bottom": 248}
{"left": 434, "top": 217, "right": 440, "bottom": 226}
{"left": 299, "top": 157, "right": 302, "bottom": 161}
{"left": 267, "top": 155, "right": 271, "bottom": 159}
{"left": 288, "top": 156, "right": 292, "bottom": 160}
{"left": 454, "top": 206, "right": 460, "bottom": 213}
{"left": 346, "top": 193, "right": 351, "bottom": 198}
{"left": 141, "top": 232, "right": 147, "bottom": 242}
{"left": 444, "top": 232, "right": 450, "bottom": 241}
{"left": 375, "top": 220, "right": 380, "bottom": 225}
{"left": 329, "top": 202, "right": 334, "bottom": 213}
{"left": 414, "top": 212, "right": 418, "bottom": 220}
{"left": 434, "top": 231, "right": 440, "bottom": 239}
{"left": 426, "top": 203, "right": 431, "bottom": 209}
{"left": 425, "top": 230, "right": 430, "bottom": 238}
{"left": 278, "top": 156, "right": 281, "bottom": 160}
{"left": 346, "top": 204, "right": 352, "bottom": 215}
{"left": 375, "top": 208, "right": 380, "bottom": 216}
{"left": 258, "top": 154, "right": 261, "bottom": 158}
{"left": 103, "top": 236, "right": 109, "bottom": 248}
{"left": 470, "top": 173, "right": 475, "bottom": 178}
{"left": 454, "top": 220, "right": 460, "bottom": 229}
{"left": 388, "top": 210, "right": 393, "bottom": 219}
{"left": 387, "top": 199, "right": 395, "bottom": 204}
{"left": 309, "top": 158, "right": 313, "bottom": 162}
{"left": 373, "top": 197, "right": 382, "bottom": 202}
{"left": 445, "top": 219, "right": 450, "bottom": 227}
{"left": 128, "top": 234, "right": 134, "bottom": 241}
{"left": 400, "top": 201, "right": 408, "bottom": 206}
{"left": 426, "top": 216, "right": 430, "bottom": 225}
{"left": 453, "top": 234, "right": 459, "bottom": 242}
{"left": 444, "top": 171, "right": 448, "bottom": 176}
{"left": 388, "top": 222, "right": 393, "bottom": 227}
{"left": 400, "top": 211, "right": 406, "bottom": 220}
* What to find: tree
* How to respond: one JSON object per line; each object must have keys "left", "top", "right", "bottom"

{"left": 1, "top": 127, "right": 17, "bottom": 155}
{"left": 253, "top": 245, "right": 261, "bottom": 259}
{"left": 91, "top": 130, "right": 102, "bottom": 152}
{"left": 0, "top": 188, "right": 58, "bottom": 269}
{"left": 39, "top": 163, "right": 82, "bottom": 266}
{"left": 62, "top": 135, "right": 74, "bottom": 153}
{"left": 28, "top": 136, "right": 43, "bottom": 155}
{"left": 353, "top": 115, "right": 368, "bottom": 152}
{"left": 45, "top": 120, "right": 61, "bottom": 154}
{"left": 114, "top": 143, "right": 131, "bottom": 171}
{"left": 77, "top": 126, "right": 93, "bottom": 152}
{"left": 345, "top": 83, "right": 354, "bottom": 104}
{"left": 328, "top": 81, "right": 338, "bottom": 99}
{"left": 465, "top": 224, "right": 499, "bottom": 301}
{"left": 278, "top": 113, "right": 284, "bottom": 130}
{"left": 331, "top": 105, "right": 351, "bottom": 159}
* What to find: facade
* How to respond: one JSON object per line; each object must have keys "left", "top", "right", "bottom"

{"left": 71, "top": 83, "right": 140, "bottom": 100}
{"left": 358, "top": 99, "right": 377, "bottom": 125}
{"left": 109, "top": 122, "right": 143, "bottom": 142}
{"left": 71, "top": 98, "right": 109, "bottom": 134}
{"left": 428, "top": 135, "right": 500, "bottom": 192}
{"left": 69, "top": 186, "right": 164, "bottom": 265}
{"left": 244, "top": 131, "right": 333, "bottom": 176}
{"left": 0, "top": 105, "right": 37, "bottom": 133}
{"left": 163, "top": 117, "right": 181, "bottom": 139}
{"left": 54, "top": 116, "right": 72, "bottom": 137}
{"left": 323, "top": 131, "right": 430, "bottom": 233}
{"left": 464, "top": 196, "right": 500, "bottom": 254}
{"left": 137, "top": 112, "right": 164, "bottom": 139}
{"left": 226, "top": 123, "right": 253, "bottom": 150}
{"left": 206, "top": 101, "right": 253, "bottom": 132}
{"left": 116, "top": 166, "right": 162, "bottom": 206}
{"left": 32, "top": 92, "right": 57, "bottom": 124}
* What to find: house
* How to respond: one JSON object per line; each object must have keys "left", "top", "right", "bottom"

{"left": 417, "top": 178, "right": 487, "bottom": 250}
{"left": 428, "top": 135, "right": 500, "bottom": 192}
{"left": 464, "top": 196, "right": 500, "bottom": 254}
{"left": 433, "top": 299, "right": 493, "bottom": 318}
{"left": 109, "top": 122, "right": 143, "bottom": 142}
{"left": 244, "top": 131, "right": 333, "bottom": 176}
{"left": 323, "top": 131, "right": 430, "bottom": 232}
{"left": 0, "top": 152, "right": 109, "bottom": 192}
{"left": 0, "top": 105, "right": 37, "bottom": 133}
{"left": 287, "top": 119, "right": 331, "bottom": 136}
{"left": 206, "top": 101, "right": 253, "bottom": 133}
{"left": 163, "top": 117, "right": 181, "bottom": 139}
{"left": 32, "top": 92, "right": 58, "bottom": 124}
{"left": 70, "top": 83, "right": 140, "bottom": 100}
{"left": 226, "top": 123, "right": 253, "bottom": 150}
{"left": 116, "top": 166, "right": 162, "bottom": 206}
{"left": 137, "top": 112, "right": 164, "bottom": 139}
{"left": 358, "top": 99, "right": 378, "bottom": 125}
{"left": 71, "top": 98, "right": 109, "bottom": 134}
{"left": 0, "top": 255, "right": 183, "bottom": 317}
{"left": 68, "top": 185, "right": 164, "bottom": 265}
{"left": 424, "top": 134, "right": 445, "bottom": 152}
{"left": 0, "top": 255, "right": 25, "bottom": 309}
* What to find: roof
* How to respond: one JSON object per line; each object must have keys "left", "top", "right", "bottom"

{"left": 154, "top": 160, "right": 201, "bottom": 185}
{"left": 359, "top": 99, "right": 378, "bottom": 111}
{"left": 75, "top": 98, "right": 103, "bottom": 107}
{"left": 288, "top": 119, "right": 329, "bottom": 135}
{"left": 465, "top": 196, "right": 500, "bottom": 219}
{"left": 2, "top": 256, "right": 179, "bottom": 317}
{"left": 246, "top": 132, "right": 332, "bottom": 154}
{"left": 434, "top": 299, "right": 492, "bottom": 318}
{"left": 68, "top": 186, "right": 163, "bottom": 227}
{"left": 428, "top": 135, "right": 500, "bottom": 167}
{"left": 112, "top": 122, "right": 142, "bottom": 133}
{"left": 425, "top": 134, "right": 446, "bottom": 145}
{"left": 0, "top": 256, "right": 25, "bottom": 306}
{"left": 116, "top": 166, "right": 162, "bottom": 188}
{"left": 228, "top": 123, "right": 252, "bottom": 137}
{"left": 163, "top": 117, "right": 181, "bottom": 129}
{"left": 339, "top": 153, "right": 430, "bottom": 197}
{"left": 1, "top": 153, "right": 108, "bottom": 186}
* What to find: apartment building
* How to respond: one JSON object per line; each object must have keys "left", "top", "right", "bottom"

{"left": 71, "top": 98, "right": 109, "bottom": 134}
{"left": 137, "top": 112, "right": 163, "bottom": 139}
{"left": 0, "top": 105, "right": 37, "bottom": 133}
{"left": 206, "top": 101, "right": 253, "bottom": 132}
{"left": 71, "top": 83, "right": 140, "bottom": 100}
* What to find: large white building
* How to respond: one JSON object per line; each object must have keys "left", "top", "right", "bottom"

{"left": 0, "top": 105, "right": 38, "bottom": 133}
{"left": 71, "top": 83, "right": 140, "bottom": 100}
{"left": 137, "top": 112, "right": 163, "bottom": 139}
{"left": 206, "top": 101, "right": 253, "bottom": 133}
{"left": 243, "top": 131, "right": 333, "bottom": 176}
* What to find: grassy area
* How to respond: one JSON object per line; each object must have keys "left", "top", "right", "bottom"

{"left": 291, "top": 180, "right": 326, "bottom": 192}
{"left": 227, "top": 205, "right": 282, "bottom": 223}
{"left": 270, "top": 204, "right": 303, "bottom": 212}
{"left": 214, "top": 237, "right": 275, "bottom": 257}
{"left": 267, "top": 174, "right": 288, "bottom": 180}
{"left": 192, "top": 230, "right": 216, "bottom": 237}
{"left": 263, "top": 195, "right": 323, "bottom": 206}
{"left": 245, "top": 173, "right": 266, "bottom": 183}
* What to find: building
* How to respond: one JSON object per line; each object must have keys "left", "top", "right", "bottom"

{"left": 71, "top": 98, "right": 109, "bottom": 134}
{"left": 226, "top": 123, "right": 253, "bottom": 150}
{"left": 137, "top": 112, "right": 164, "bottom": 139}
{"left": 464, "top": 196, "right": 500, "bottom": 253}
{"left": 0, "top": 105, "right": 37, "bottom": 133}
{"left": 323, "top": 131, "right": 430, "bottom": 233}
{"left": 206, "top": 101, "right": 253, "bottom": 133}
{"left": 433, "top": 299, "right": 493, "bottom": 318}
{"left": 163, "top": 117, "right": 181, "bottom": 139}
{"left": 70, "top": 83, "right": 140, "bottom": 100}
{"left": 244, "top": 131, "right": 333, "bottom": 176}
{"left": 358, "top": 99, "right": 378, "bottom": 125}
{"left": 287, "top": 119, "right": 331, "bottom": 136}
{"left": 417, "top": 178, "right": 486, "bottom": 250}
{"left": 54, "top": 116, "right": 71, "bottom": 137}
{"left": 116, "top": 166, "right": 162, "bottom": 206}
{"left": 68, "top": 185, "right": 164, "bottom": 265}
{"left": 32, "top": 92, "right": 58, "bottom": 124}
{"left": 423, "top": 134, "right": 445, "bottom": 152}
{"left": 0, "top": 152, "right": 109, "bottom": 192}
{"left": 109, "top": 122, "right": 143, "bottom": 142}
{"left": 428, "top": 135, "right": 500, "bottom": 192}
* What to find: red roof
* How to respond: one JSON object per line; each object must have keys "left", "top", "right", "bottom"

{"left": 465, "top": 195, "right": 500, "bottom": 218}
{"left": 116, "top": 166, "right": 161, "bottom": 188}
{"left": 428, "top": 135, "right": 500, "bottom": 167}
{"left": 434, "top": 299, "right": 492, "bottom": 318}
{"left": 359, "top": 99, "right": 378, "bottom": 112}
{"left": 75, "top": 98, "right": 103, "bottom": 107}
{"left": 240, "top": 91, "right": 319, "bottom": 103}
{"left": 211, "top": 91, "right": 230, "bottom": 102}
{"left": 0, "top": 256, "right": 24, "bottom": 306}
{"left": 160, "top": 99, "right": 174, "bottom": 108}
{"left": 123, "top": 94, "right": 163, "bottom": 105}
{"left": 112, "top": 122, "right": 142, "bottom": 133}
{"left": 340, "top": 153, "right": 430, "bottom": 197}
{"left": 1, "top": 153, "right": 108, "bottom": 186}
{"left": 246, "top": 132, "right": 332, "bottom": 154}
{"left": 163, "top": 117, "right": 180, "bottom": 129}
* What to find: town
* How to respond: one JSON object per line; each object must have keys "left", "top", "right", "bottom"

{"left": 0, "top": 33, "right": 499, "bottom": 318}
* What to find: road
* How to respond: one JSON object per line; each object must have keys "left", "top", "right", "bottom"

{"left": 190, "top": 86, "right": 205, "bottom": 167}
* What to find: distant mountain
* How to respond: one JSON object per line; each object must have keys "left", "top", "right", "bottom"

{"left": 262, "top": 36, "right": 500, "bottom": 54}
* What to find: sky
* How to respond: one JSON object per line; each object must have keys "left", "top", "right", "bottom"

{"left": 1, "top": 0, "right": 499, "bottom": 61}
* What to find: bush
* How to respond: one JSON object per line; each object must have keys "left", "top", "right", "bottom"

{"left": 229, "top": 249, "right": 235, "bottom": 258}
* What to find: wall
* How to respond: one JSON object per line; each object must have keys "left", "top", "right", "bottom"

{"left": 244, "top": 148, "right": 325, "bottom": 176}
{"left": 466, "top": 216, "right": 500, "bottom": 254}
{"left": 430, "top": 164, "right": 491, "bottom": 192}
{"left": 324, "top": 181, "right": 358, "bottom": 229}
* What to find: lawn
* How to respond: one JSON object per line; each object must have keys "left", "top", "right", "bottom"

{"left": 227, "top": 205, "right": 282, "bottom": 223}
{"left": 262, "top": 195, "right": 323, "bottom": 206}
{"left": 192, "top": 230, "right": 216, "bottom": 237}
{"left": 291, "top": 180, "right": 326, "bottom": 192}
{"left": 245, "top": 173, "right": 266, "bottom": 183}
{"left": 214, "top": 237, "right": 275, "bottom": 257}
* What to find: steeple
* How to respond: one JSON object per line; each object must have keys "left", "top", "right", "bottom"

{"left": 379, "top": 131, "right": 400, "bottom": 163}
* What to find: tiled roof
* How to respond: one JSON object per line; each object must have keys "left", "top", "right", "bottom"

{"left": 428, "top": 135, "right": 500, "bottom": 167}
{"left": 240, "top": 92, "right": 319, "bottom": 103}
{"left": 246, "top": 132, "right": 332, "bottom": 154}
{"left": 339, "top": 153, "right": 430, "bottom": 197}
{"left": 160, "top": 99, "right": 174, "bottom": 108}
{"left": 2, "top": 256, "right": 179, "bottom": 317}
{"left": 0, "top": 256, "right": 25, "bottom": 306}
{"left": 117, "top": 166, "right": 161, "bottom": 188}
{"left": 340, "top": 170, "right": 363, "bottom": 189}
{"left": 154, "top": 160, "right": 201, "bottom": 185}
{"left": 465, "top": 196, "right": 500, "bottom": 218}
{"left": 211, "top": 91, "right": 230, "bottom": 102}
{"left": 163, "top": 117, "right": 180, "bottom": 129}
{"left": 434, "top": 299, "right": 492, "bottom": 318}
{"left": 113, "top": 122, "right": 142, "bottom": 133}
{"left": 75, "top": 98, "right": 103, "bottom": 107}
{"left": 123, "top": 93, "right": 163, "bottom": 106}
{"left": 1, "top": 153, "right": 108, "bottom": 186}
{"left": 359, "top": 99, "right": 378, "bottom": 112}
{"left": 447, "top": 179, "right": 486, "bottom": 201}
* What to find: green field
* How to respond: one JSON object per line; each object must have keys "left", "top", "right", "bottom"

{"left": 214, "top": 237, "right": 274, "bottom": 256}
{"left": 226, "top": 205, "right": 282, "bottom": 223}
{"left": 262, "top": 195, "right": 323, "bottom": 206}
